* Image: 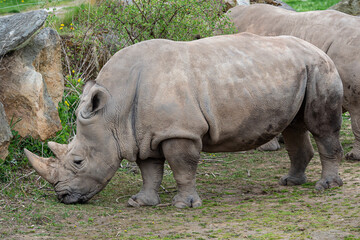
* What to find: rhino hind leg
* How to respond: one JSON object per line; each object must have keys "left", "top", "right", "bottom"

{"left": 303, "top": 87, "right": 343, "bottom": 190}
{"left": 128, "top": 158, "right": 165, "bottom": 207}
{"left": 311, "top": 134, "right": 343, "bottom": 190}
{"left": 280, "top": 122, "right": 314, "bottom": 186}
{"left": 345, "top": 109, "right": 360, "bottom": 161}
{"left": 162, "top": 138, "right": 202, "bottom": 208}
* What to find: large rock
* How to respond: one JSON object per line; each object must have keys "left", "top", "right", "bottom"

{"left": 0, "top": 28, "right": 62, "bottom": 141}
{"left": 329, "top": 0, "right": 360, "bottom": 16}
{"left": 0, "top": 102, "right": 12, "bottom": 160}
{"left": 0, "top": 10, "right": 48, "bottom": 56}
{"left": 32, "top": 28, "right": 63, "bottom": 106}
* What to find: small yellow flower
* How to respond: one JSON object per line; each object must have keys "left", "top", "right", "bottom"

{"left": 124, "top": 230, "right": 127, "bottom": 232}
{"left": 21, "top": 0, "right": 24, "bottom": 2}
{"left": 70, "top": 23, "right": 73, "bottom": 26}
{"left": 72, "top": 70, "right": 75, "bottom": 73}
{"left": 65, "top": 101, "right": 70, "bottom": 107}
{"left": 60, "top": 24, "right": 64, "bottom": 26}
{"left": 78, "top": 78, "right": 81, "bottom": 82}
{"left": 74, "top": 225, "right": 77, "bottom": 228}
{"left": 59, "top": 27, "right": 63, "bottom": 30}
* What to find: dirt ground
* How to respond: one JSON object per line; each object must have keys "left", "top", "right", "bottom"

{"left": 1, "top": 118, "right": 360, "bottom": 239}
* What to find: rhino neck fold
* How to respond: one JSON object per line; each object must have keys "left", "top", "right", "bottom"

{"left": 110, "top": 115, "right": 138, "bottom": 162}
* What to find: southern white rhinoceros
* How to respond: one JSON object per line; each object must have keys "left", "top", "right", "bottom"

{"left": 25, "top": 33, "right": 344, "bottom": 208}
{"left": 227, "top": 4, "right": 360, "bottom": 160}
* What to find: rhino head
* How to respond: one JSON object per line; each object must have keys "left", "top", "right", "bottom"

{"left": 24, "top": 82, "right": 121, "bottom": 204}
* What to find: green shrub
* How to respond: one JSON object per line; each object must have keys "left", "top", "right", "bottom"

{"left": 93, "top": 0, "right": 235, "bottom": 48}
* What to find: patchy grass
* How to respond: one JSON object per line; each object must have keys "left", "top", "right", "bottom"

{"left": 283, "top": 0, "right": 341, "bottom": 11}
{"left": 1, "top": 116, "right": 360, "bottom": 239}
{"left": 0, "top": 0, "right": 74, "bottom": 15}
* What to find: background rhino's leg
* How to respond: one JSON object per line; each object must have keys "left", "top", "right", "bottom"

{"left": 257, "top": 137, "right": 281, "bottom": 151}
{"left": 345, "top": 109, "right": 360, "bottom": 160}
{"left": 280, "top": 122, "right": 314, "bottom": 186}
{"left": 162, "top": 139, "right": 202, "bottom": 208}
{"left": 128, "top": 158, "right": 165, "bottom": 207}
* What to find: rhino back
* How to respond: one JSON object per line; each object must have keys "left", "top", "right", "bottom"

{"left": 228, "top": 4, "right": 360, "bottom": 111}
{"left": 96, "top": 34, "right": 334, "bottom": 159}
{"left": 229, "top": 5, "right": 360, "bottom": 50}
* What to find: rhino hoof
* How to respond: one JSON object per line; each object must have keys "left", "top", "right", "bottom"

{"left": 279, "top": 175, "right": 307, "bottom": 186}
{"left": 345, "top": 151, "right": 360, "bottom": 161}
{"left": 257, "top": 138, "right": 281, "bottom": 151}
{"left": 315, "top": 176, "right": 343, "bottom": 191}
{"left": 127, "top": 191, "right": 160, "bottom": 207}
{"left": 173, "top": 200, "right": 202, "bottom": 208}
{"left": 128, "top": 198, "right": 141, "bottom": 208}
{"left": 172, "top": 193, "right": 202, "bottom": 208}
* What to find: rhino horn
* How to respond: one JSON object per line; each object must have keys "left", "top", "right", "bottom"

{"left": 48, "top": 141, "right": 68, "bottom": 159}
{"left": 24, "top": 149, "right": 59, "bottom": 185}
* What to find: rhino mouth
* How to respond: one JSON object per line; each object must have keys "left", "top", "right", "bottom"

{"left": 57, "top": 191, "right": 88, "bottom": 204}
{"left": 56, "top": 191, "right": 89, "bottom": 204}
{"left": 55, "top": 184, "right": 99, "bottom": 204}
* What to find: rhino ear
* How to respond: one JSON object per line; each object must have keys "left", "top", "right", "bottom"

{"left": 80, "top": 84, "right": 110, "bottom": 119}
{"left": 82, "top": 81, "right": 96, "bottom": 97}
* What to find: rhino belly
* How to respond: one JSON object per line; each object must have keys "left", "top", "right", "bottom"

{"left": 199, "top": 83, "right": 305, "bottom": 153}
{"left": 201, "top": 111, "right": 291, "bottom": 152}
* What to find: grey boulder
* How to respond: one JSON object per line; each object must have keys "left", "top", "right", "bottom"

{"left": 0, "top": 10, "right": 48, "bottom": 56}
{"left": 329, "top": 0, "right": 360, "bottom": 16}
{"left": 0, "top": 102, "right": 12, "bottom": 160}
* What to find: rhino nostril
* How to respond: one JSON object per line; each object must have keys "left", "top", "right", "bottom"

{"left": 58, "top": 193, "right": 69, "bottom": 202}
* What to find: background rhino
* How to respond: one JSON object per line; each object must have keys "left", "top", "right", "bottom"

{"left": 25, "top": 33, "right": 343, "bottom": 208}
{"left": 228, "top": 4, "right": 360, "bottom": 160}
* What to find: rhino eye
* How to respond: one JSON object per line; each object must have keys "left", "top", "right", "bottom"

{"left": 73, "top": 156, "right": 84, "bottom": 168}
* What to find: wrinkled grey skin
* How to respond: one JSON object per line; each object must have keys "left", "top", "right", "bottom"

{"left": 25, "top": 33, "right": 344, "bottom": 208}
{"left": 228, "top": 4, "right": 360, "bottom": 160}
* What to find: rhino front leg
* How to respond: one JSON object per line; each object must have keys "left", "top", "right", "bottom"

{"left": 162, "top": 139, "right": 202, "bottom": 208}
{"left": 280, "top": 122, "right": 314, "bottom": 186}
{"left": 128, "top": 158, "right": 165, "bottom": 207}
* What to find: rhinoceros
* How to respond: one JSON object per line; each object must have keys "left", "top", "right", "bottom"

{"left": 228, "top": 4, "right": 360, "bottom": 160}
{"left": 25, "top": 33, "right": 344, "bottom": 208}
